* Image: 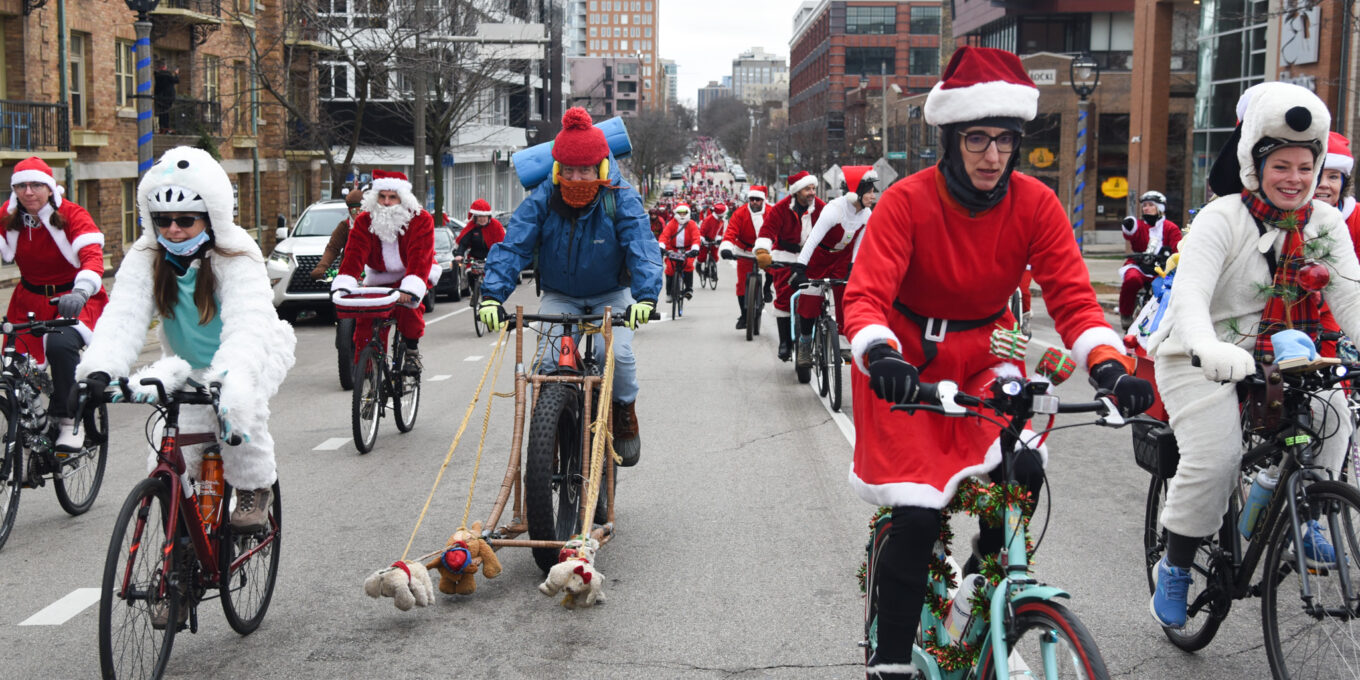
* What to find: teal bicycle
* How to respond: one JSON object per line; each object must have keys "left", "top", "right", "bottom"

{"left": 862, "top": 374, "right": 1125, "bottom": 679}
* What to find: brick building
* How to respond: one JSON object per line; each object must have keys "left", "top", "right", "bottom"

{"left": 788, "top": 0, "right": 944, "bottom": 172}
{"left": 568, "top": 0, "right": 661, "bottom": 111}
{"left": 0, "top": 0, "right": 310, "bottom": 267}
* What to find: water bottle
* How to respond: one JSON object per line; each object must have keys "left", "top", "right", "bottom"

{"left": 944, "top": 573, "right": 984, "bottom": 642}
{"left": 198, "top": 449, "right": 225, "bottom": 530}
{"left": 1238, "top": 466, "right": 1279, "bottom": 539}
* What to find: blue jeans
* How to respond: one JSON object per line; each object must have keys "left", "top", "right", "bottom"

{"left": 535, "top": 289, "right": 639, "bottom": 404}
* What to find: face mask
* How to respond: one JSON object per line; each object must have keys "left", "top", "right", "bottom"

{"left": 560, "top": 177, "right": 611, "bottom": 208}
{"left": 158, "top": 230, "right": 211, "bottom": 257}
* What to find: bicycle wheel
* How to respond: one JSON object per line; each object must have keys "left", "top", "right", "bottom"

{"left": 524, "top": 384, "right": 583, "bottom": 573}
{"left": 670, "top": 270, "right": 682, "bottom": 319}
{"left": 862, "top": 513, "right": 892, "bottom": 666}
{"left": 54, "top": 402, "right": 109, "bottom": 515}
{"left": 0, "top": 399, "right": 21, "bottom": 552}
{"left": 219, "top": 479, "right": 282, "bottom": 635}
{"left": 975, "top": 600, "right": 1110, "bottom": 680}
{"left": 1262, "top": 479, "right": 1360, "bottom": 678}
{"left": 1143, "top": 473, "right": 1228, "bottom": 650}
{"left": 99, "top": 477, "right": 178, "bottom": 680}
{"left": 351, "top": 346, "right": 382, "bottom": 454}
{"left": 336, "top": 318, "right": 356, "bottom": 391}
{"left": 392, "top": 344, "right": 420, "bottom": 433}
{"left": 745, "top": 274, "right": 761, "bottom": 342}
{"left": 470, "top": 279, "right": 485, "bottom": 337}
{"left": 814, "top": 320, "right": 830, "bottom": 397}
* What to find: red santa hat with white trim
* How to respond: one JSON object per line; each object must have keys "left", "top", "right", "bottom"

{"left": 1325, "top": 131, "right": 1354, "bottom": 178}
{"left": 371, "top": 168, "right": 413, "bottom": 196}
{"left": 468, "top": 198, "right": 493, "bottom": 216}
{"left": 7, "top": 156, "right": 64, "bottom": 214}
{"left": 787, "top": 171, "right": 817, "bottom": 194}
{"left": 923, "top": 46, "right": 1038, "bottom": 127}
{"left": 747, "top": 185, "right": 768, "bottom": 201}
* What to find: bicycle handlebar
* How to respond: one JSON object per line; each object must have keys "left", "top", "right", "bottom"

{"left": 896, "top": 376, "right": 1123, "bottom": 424}
{"left": 796, "top": 278, "right": 846, "bottom": 289}
{"left": 732, "top": 254, "right": 788, "bottom": 269}
{"left": 506, "top": 308, "right": 661, "bottom": 330}
{"left": 77, "top": 377, "right": 242, "bottom": 446}
{"left": 0, "top": 316, "right": 79, "bottom": 336}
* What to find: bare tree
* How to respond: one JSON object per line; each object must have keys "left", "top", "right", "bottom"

{"left": 699, "top": 97, "right": 750, "bottom": 160}
{"left": 623, "top": 110, "right": 691, "bottom": 196}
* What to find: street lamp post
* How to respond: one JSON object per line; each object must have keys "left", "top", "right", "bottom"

{"left": 1069, "top": 53, "right": 1100, "bottom": 253}
{"left": 125, "top": 0, "right": 160, "bottom": 181}
{"left": 881, "top": 61, "right": 888, "bottom": 161}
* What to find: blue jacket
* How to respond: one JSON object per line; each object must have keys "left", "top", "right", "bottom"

{"left": 482, "top": 162, "right": 663, "bottom": 303}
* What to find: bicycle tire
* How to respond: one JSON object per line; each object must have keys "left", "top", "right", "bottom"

{"left": 975, "top": 600, "right": 1110, "bottom": 680}
{"left": 448, "top": 266, "right": 463, "bottom": 302}
{"left": 54, "top": 402, "right": 109, "bottom": 516}
{"left": 0, "top": 398, "right": 20, "bottom": 552}
{"left": 392, "top": 344, "right": 420, "bottom": 433}
{"left": 1262, "top": 479, "right": 1360, "bottom": 679}
{"left": 524, "top": 384, "right": 583, "bottom": 573}
{"left": 336, "top": 318, "right": 356, "bottom": 391}
{"left": 862, "top": 514, "right": 891, "bottom": 667}
{"left": 219, "top": 479, "right": 282, "bottom": 635}
{"left": 1142, "top": 473, "right": 1228, "bottom": 651}
{"left": 825, "top": 315, "right": 843, "bottom": 412}
{"left": 99, "top": 477, "right": 178, "bottom": 680}
{"left": 351, "top": 346, "right": 382, "bottom": 454}
{"left": 745, "top": 274, "right": 761, "bottom": 342}
{"left": 815, "top": 318, "right": 830, "bottom": 397}
{"left": 670, "top": 269, "right": 682, "bottom": 319}
{"left": 471, "top": 279, "right": 485, "bottom": 337}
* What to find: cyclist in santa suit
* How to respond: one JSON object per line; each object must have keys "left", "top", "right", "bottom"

{"left": 658, "top": 203, "right": 700, "bottom": 300}
{"left": 841, "top": 47, "right": 1153, "bottom": 678}
{"left": 754, "top": 171, "right": 826, "bottom": 361}
{"left": 719, "top": 187, "right": 773, "bottom": 330}
{"left": 1118, "top": 190, "right": 1182, "bottom": 330}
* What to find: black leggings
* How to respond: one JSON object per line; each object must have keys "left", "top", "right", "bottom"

{"left": 46, "top": 326, "right": 84, "bottom": 419}
{"left": 873, "top": 448, "right": 1046, "bottom": 663}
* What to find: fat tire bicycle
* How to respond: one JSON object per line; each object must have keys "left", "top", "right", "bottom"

{"left": 333, "top": 288, "right": 421, "bottom": 454}
{"left": 0, "top": 316, "right": 109, "bottom": 552}
{"left": 664, "top": 250, "right": 690, "bottom": 319}
{"left": 863, "top": 374, "right": 1127, "bottom": 679}
{"left": 793, "top": 279, "right": 846, "bottom": 411}
{"left": 89, "top": 378, "right": 281, "bottom": 680}
{"left": 1136, "top": 356, "right": 1360, "bottom": 678}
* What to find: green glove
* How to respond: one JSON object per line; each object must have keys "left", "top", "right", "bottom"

{"left": 626, "top": 301, "right": 655, "bottom": 330}
{"left": 478, "top": 299, "right": 508, "bottom": 331}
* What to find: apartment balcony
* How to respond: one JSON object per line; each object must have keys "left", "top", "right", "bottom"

{"left": 151, "top": 0, "right": 222, "bottom": 24}
{"left": 152, "top": 98, "right": 223, "bottom": 156}
{"left": 0, "top": 100, "right": 70, "bottom": 159}
{"left": 285, "top": 23, "right": 340, "bottom": 53}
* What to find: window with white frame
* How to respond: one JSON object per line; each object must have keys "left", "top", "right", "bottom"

{"left": 115, "top": 40, "right": 136, "bottom": 109}
{"left": 69, "top": 33, "right": 87, "bottom": 127}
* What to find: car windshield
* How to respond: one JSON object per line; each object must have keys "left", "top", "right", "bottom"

{"left": 434, "top": 229, "right": 453, "bottom": 252}
{"left": 292, "top": 204, "right": 349, "bottom": 237}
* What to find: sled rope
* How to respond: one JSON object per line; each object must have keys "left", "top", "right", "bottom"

{"left": 459, "top": 328, "right": 513, "bottom": 532}
{"left": 580, "top": 332, "right": 617, "bottom": 537}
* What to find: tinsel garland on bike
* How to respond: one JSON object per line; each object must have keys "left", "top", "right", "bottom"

{"left": 859, "top": 477, "right": 1036, "bottom": 672}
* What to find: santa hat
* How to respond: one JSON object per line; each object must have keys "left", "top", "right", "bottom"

{"left": 924, "top": 46, "right": 1038, "bottom": 127}
{"left": 674, "top": 203, "right": 690, "bottom": 213}
{"left": 747, "top": 186, "right": 768, "bottom": 201}
{"left": 787, "top": 171, "right": 817, "bottom": 194}
{"left": 714, "top": 202, "right": 728, "bottom": 213}
{"left": 841, "top": 166, "right": 879, "bottom": 201}
{"left": 468, "top": 198, "right": 493, "bottom": 216}
{"left": 552, "top": 107, "right": 610, "bottom": 167}
{"left": 1325, "top": 131, "right": 1354, "bottom": 177}
{"left": 370, "top": 168, "right": 413, "bottom": 196}
{"left": 1232, "top": 82, "right": 1330, "bottom": 193}
{"left": 7, "top": 156, "right": 64, "bottom": 214}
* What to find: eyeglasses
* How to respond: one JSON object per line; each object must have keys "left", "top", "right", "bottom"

{"left": 347, "top": 204, "right": 362, "bottom": 212}
{"left": 962, "top": 131, "right": 1021, "bottom": 154}
{"left": 151, "top": 215, "right": 203, "bottom": 229}
{"left": 748, "top": 198, "right": 764, "bottom": 203}
{"left": 12, "top": 182, "right": 47, "bottom": 193}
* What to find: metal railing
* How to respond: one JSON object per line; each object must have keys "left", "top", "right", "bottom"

{"left": 0, "top": 100, "right": 70, "bottom": 152}
{"left": 160, "top": 98, "right": 221, "bottom": 136}
{"left": 156, "top": 0, "right": 222, "bottom": 16}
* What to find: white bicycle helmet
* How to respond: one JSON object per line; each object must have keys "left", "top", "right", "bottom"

{"left": 144, "top": 185, "right": 208, "bottom": 214}
{"left": 1139, "top": 190, "right": 1167, "bottom": 205}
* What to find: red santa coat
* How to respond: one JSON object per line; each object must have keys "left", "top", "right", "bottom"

{"left": 334, "top": 209, "right": 437, "bottom": 342}
{"left": 1343, "top": 198, "right": 1360, "bottom": 260}
{"left": 659, "top": 218, "right": 700, "bottom": 274}
{"left": 698, "top": 213, "right": 724, "bottom": 263}
{"left": 455, "top": 218, "right": 506, "bottom": 253}
{"left": 3, "top": 201, "right": 108, "bottom": 365}
{"left": 721, "top": 204, "right": 765, "bottom": 295}
{"left": 842, "top": 168, "right": 1121, "bottom": 509}
{"left": 757, "top": 194, "right": 827, "bottom": 316}
{"left": 1118, "top": 216, "right": 1182, "bottom": 279}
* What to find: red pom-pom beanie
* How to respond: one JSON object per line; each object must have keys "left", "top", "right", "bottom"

{"left": 552, "top": 107, "right": 609, "bottom": 167}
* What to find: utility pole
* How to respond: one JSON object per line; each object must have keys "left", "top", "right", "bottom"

{"left": 881, "top": 61, "right": 888, "bottom": 160}
{"left": 412, "top": 0, "right": 428, "bottom": 207}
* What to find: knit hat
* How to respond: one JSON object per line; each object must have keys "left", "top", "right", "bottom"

{"left": 370, "top": 169, "right": 413, "bottom": 196}
{"left": 924, "top": 46, "right": 1039, "bottom": 127}
{"left": 1325, "top": 131, "right": 1354, "bottom": 177}
{"left": 7, "top": 156, "right": 64, "bottom": 214}
{"left": 747, "top": 185, "right": 768, "bottom": 201}
{"left": 787, "top": 171, "right": 816, "bottom": 194}
{"left": 468, "top": 198, "right": 493, "bottom": 216}
{"left": 552, "top": 107, "right": 609, "bottom": 167}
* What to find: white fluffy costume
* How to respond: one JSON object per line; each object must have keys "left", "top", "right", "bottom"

{"left": 1149, "top": 83, "right": 1360, "bottom": 537}
{"left": 76, "top": 147, "right": 297, "bottom": 490}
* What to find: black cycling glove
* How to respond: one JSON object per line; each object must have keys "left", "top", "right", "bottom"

{"left": 1089, "top": 359, "right": 1154, "bottom": 416}
{"left": 866, "top": 344, "right": 919, "bottom": 404}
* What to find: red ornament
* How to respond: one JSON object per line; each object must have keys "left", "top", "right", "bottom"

{"left": 1298, "top": 261, "right": 1330, "bottom": 292}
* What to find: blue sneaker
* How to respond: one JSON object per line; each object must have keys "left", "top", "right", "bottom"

{"left": 1302, "top": 520, "right": 1337, "bottom": 568}
{"left": 1150, "top": 556, "right": 1192, "bottom": 629}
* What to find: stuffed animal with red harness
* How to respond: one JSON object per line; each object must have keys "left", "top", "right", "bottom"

{"left": 538, "top": 536, "right": 605, "bottom": 609}
{"left": 363, "top": 559, "right": 436, "bottom": 611}
{"left": 423, "top": 521, "right": 503, "bottom": 595}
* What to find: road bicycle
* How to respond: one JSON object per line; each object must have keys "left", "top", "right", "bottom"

{"left": 332, "top": 288, "right": 421, "bottom": 454}
{"left": 1136, "top": 356, "right": 1360, "bottom": 678}
{"left": 792, "top": 278, "right": 846, "bottom": 411}
{"left": 863, "top": 374, "right": 1127, "bottom": 679}
{"left": 463, "top": 258, "right": 488, "bottom": 336}
{"left": 663, "top": 250, "right": 690, "bottom": 319}
{"left": 735, "top": 254, "right": 784, "bottom": 342}
{"left": 0, "top": 315, "right": 109, "bottom": 551}
{"left": 697, "top": 238, "right": 720, "bottom": 289}
{"left": 90, "top": 378, "right": 281, "bottom": 680}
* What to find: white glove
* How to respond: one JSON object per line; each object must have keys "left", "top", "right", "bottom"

{"left": 1192, "top": 341, "right": 1255, "bottom": 382}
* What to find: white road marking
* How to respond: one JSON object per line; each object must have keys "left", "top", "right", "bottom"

{"left": 426, "top": 307, "right": 471, "bottom": 326}
{"left": 426, "top": 374, "right": 453, "bottom": 382}
{"left": 464, "top": 355, "right": 484, "bottom": 362}
{"left": 313, "top": 437, "right": 351, "bottom": 451}
{"left": 19, "top": 588, "right": 100, "bottom": 626}
{"left": 808, "top": 373, "right": 856, "bottom": 446}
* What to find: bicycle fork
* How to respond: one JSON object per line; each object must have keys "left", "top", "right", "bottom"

{"left": 1281, "top": 468, "right": 1359, "bottom": 618}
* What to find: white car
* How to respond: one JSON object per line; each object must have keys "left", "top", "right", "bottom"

{"left": 267, "top": 199, "right": 350, "bottom": 322}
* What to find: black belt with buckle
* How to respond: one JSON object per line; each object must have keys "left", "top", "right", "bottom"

{"left": 892, "top": 301, "right": 1006, "bottom": 370}
{"left": 21, "top": 279, "right": 74, "bottom": 297}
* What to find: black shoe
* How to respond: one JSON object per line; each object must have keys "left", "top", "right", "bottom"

{"left": 402, "top": 348, "right": 422, "bottom": 376}
{"left": 683, "top": 289, "right": 693, "bottom": 300}
{"left": 777, "top": 341, "right": 792, "bottom": 362}
{"left": 735, "top": 316, "right": 747, "bottom": 330}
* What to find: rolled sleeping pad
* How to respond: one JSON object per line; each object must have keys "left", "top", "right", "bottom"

{"left": 511, "top": 116, "right": 632, "bottom": 189}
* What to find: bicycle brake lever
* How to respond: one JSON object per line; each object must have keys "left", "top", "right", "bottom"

{"left": 1098, "top": 397, "right": 1126, "bottom": 426}
{"left": 936, "top": 381, "right": 967, "bottom": 415}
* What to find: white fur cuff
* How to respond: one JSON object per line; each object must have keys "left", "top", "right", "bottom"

{"left": 399, "top": 274, "right": 428, "bottom": 301}
{"left": 753, "top": 237, "right": 773, "bottom": 253}
{"left": 850, "top": 324, "right": 899, "bottom": 375}
{"left": 1071, "top": 325, "right": 1125, "bottom": 371}
{"left": 74, "top": 269, "right": 102, "bottom": 295}
{"left": 331, "top": 274, "right": 361, "bottom": 292}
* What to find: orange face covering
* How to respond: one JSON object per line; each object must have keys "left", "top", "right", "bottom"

{"left": 560, "top": 177, "right": 612, "bottom": 208}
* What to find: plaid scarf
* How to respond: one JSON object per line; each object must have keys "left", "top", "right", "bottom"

{"left": 1243, "top": 190, "right": 1319, "bottom": 362}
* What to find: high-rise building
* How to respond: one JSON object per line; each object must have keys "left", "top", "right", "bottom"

{"left": 697, "top": 81, "right": 734, "bottom": 115}
{"left": 731, "top": 47, "right": 788, "bottom": 105}
{"left": 568, "top": 56, "right": 647, "bottom": 118}
{"left": 661, "top": 59, "right": 679, "bottom": 110}
{"left": 570, "top": 0, "right": 662, "bottom": 110}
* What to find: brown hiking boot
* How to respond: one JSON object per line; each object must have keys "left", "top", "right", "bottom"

{"left": 230, "top": 487, "right": 272, "bottom": 532}
{"left": 612, "top": 400, "right": 641, "bottom": 467}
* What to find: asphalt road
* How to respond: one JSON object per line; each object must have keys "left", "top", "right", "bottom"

{"left": 0, "top": 264, "right": 1275, "bottom": 679}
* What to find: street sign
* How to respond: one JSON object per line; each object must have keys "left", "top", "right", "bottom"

{"left": 823, "top": 165, "right": 843, "bottom": 189}
{"left": 873, "top": 158, "right": 899, "bottom": 186}
{"left": 886, "top": 151, "right": 908, "bottom": 160}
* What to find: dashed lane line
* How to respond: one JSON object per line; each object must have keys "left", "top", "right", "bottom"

{"left": 313, "top": 437, "right": 351, "bottom": 451}
{"left": 19, "top": 588, "right": 100, "bottom": 626}
{"left": 464, "top": 355, "right": 484, "bottom": 362}
{"left": 426, "top": 374, "right": 453, "bottom": 382}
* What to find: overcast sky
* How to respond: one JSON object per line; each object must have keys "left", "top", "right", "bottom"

{"left": 659, "top": 0, "right": 805, "bottom": 109}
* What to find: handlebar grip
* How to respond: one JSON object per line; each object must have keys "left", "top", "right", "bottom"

{"left": 224, "top": 433, "right": 244, "bottom": 446}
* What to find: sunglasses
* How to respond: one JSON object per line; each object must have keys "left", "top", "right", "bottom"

{"left": 151, "top": 215, "right": 203, "bottom": 229}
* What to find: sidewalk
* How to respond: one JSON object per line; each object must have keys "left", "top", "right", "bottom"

{"left": 1077, "top": 244, "right": 1127, "bottom": 314}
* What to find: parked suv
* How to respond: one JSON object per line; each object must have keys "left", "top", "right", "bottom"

{"left": 267, "top": 199, "right": 350, "bottom": 321}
